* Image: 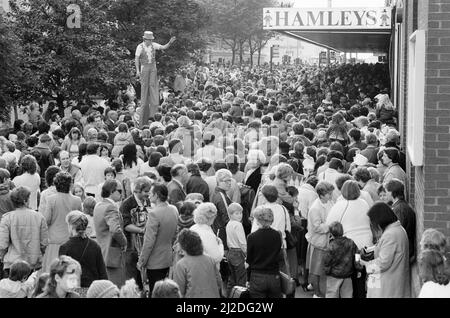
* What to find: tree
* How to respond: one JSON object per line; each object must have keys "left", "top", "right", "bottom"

{"left": 8, "top": 0, "right": 133, "bottom": 111}
{"left": 0, "top": 14, "right": 21, "bottom": 123}
{"left": 108, "top": 0, "right": 210, "bottom": 78}
{"left": 208, "top": 0, "right": 277, "bottom": 66}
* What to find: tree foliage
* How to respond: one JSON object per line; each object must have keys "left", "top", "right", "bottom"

{"left": 8, "top": 0, "right": 133, "bottom": 106}
{"left": 108, "top": 0, "right": 210, "bottom": 78}
{"left": 207, "top": 0, "right": 278, "bottom": 66}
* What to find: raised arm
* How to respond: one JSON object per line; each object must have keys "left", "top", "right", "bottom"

{"left": 160, "top": 37, "right": 176, "bottom": 50}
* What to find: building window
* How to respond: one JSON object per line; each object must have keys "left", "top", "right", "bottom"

{"left": 407, "top": 30, "right": 425, "bottom": 166}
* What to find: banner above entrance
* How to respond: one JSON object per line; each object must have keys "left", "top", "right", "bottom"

{"left": 263, "top": 7, "right": 392, "bottom": 31}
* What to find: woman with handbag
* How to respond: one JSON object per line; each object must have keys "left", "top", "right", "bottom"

{"left": 59, "top": 210, "right": 108, "bottom": 297}
{"left": 360, "top": 202, "right": 410, "bottom": 298}
{"left": 246, "top": 206, "right": 283, "bottom": 298}
{"left": 305, "top": 181, "right": 335, "bottom": 298}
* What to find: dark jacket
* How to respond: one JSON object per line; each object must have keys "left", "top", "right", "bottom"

{"left": 59, "top": 236, "right": 108, "bottom": 288}
{"left": 167, "top": 180, "right": 186, "bottom": 210}
{"left": 186, "top": 175, "right": 210, "bottom": 202}
{"left": 245, "top": 166, "right": 262, "bottom": 195}
{"left": 32, "top": 143, "right": 55, "bottom": 187}
{"left": 392, "top": 199, "right": 416, "bottom": 263}
{"left": 211, "top": 187, "right": 232, "bottom": 250}
{"left": 247, "top": 228, "right": 282, "bottom": 277}
{"left": 119, "top": 195, "right": 150, "bottom": 251}
{"left": 323, "top": 236, "right": 358, "bottom": 278}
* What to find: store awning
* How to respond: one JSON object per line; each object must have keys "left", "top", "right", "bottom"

{"left": 263, "top": 7, "right": 392, "bottom": 53}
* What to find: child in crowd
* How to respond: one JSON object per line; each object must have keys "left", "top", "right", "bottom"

{"left": 0, "top": 260, "right": 37, "bottom": 298}
{"left": 323, "top": 222, "right": 360, "bottom": 298}
{"left": 31, "top": 273, "right": 50, "bottom": 298}
{"left": 95, "top": 167, "right": 116, "bottom": 201}
{"left": 82, "top": 196, "right": 97, "bottom": 239}
{"left": 225, "top": 203, "right": 247, "bottom": 296}
{"left": 152, "top": 278, "right": 181, "bottom": 298}
{"left": 120, "top": 279, "right": 141, "bottom": 298}
{"left": 72, "top": 183, "right": 86, "bottom": 202}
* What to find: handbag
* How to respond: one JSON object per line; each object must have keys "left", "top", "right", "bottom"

{"left": 279, "top": 271, "right": 296, "bottom": 295}
{"left": 282, "top": 206, "right": 298, "bottom": 250}
{"left": 230, "top": 286, "right": 250, "bottom": 298}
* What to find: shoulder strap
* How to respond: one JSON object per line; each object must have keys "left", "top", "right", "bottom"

{"left": 339, "top": 201, "right": 350, "bottom": 224}
{"left": 282, "top": 205, "right": 289, "bottom": 232}
{"left": 219, "top": 191, "right": 229, "bottom": 209}
{"left": 79, "top": 239, "right": 90, "bottom": 262}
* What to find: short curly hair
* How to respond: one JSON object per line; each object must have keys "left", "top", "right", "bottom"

{"left": 177, "top": 229, "right": 203, "bottom": 256}
{"left": 253, "top": 206, "right": 274, "bottom": 228}
{"left": 54, "top": 171, "right": 73, "bottom": 193}
{"left": 193, "top": 203, "right": 217, "bottom": 225}
{"left": 10, "top": 186, "right": 31, "bottom": 209}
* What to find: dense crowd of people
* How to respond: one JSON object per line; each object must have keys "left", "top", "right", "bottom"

{"left": 0, "top": 61, "right": 449, "bottom": 298}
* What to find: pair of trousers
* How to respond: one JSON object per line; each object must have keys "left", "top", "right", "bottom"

{"left": 139, "top": 63, "right": 159, "bottom": 128}
{"left": 326, "top": 276, "right": 353, "bottom": 298}
{"left": 249, "top": 272, "right": 282, "bottom": 298}
{"left": 146, "top": 268, "right": 169, "bottom": 297}
{"left": 351, "top": 267, "right": 367, "bottom": 298}
{"left": 226, "top": 249, "right": 247, "bottom": 295}
{"left": 125, "top": 250, "right": 143, "bottom": 290}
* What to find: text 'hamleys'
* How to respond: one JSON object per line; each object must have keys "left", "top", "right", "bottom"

{"left": 262, "top": 7, "right": 391, "bottom": 30}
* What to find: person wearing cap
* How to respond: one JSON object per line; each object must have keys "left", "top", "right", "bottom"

{"left": 135, "top": 31, "right": 176, "bottom": 128}
{"left": 32, "top": 133, "right": 55, "bottom": 191}
{"left": 59, "top": 210, "right": 107, "bottom": 296}
{"left": 86, "top": 280, "right": 120, "bottom": 298}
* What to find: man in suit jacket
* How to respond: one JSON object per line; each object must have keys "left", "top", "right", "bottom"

{"left": 167, "top": 164, "right": 188, "bottom": 210}
{"left": 94, "top": 179, "right": 127, "bottom": 288}
{"left": 119, "top": 177, "right": 152, "bottom": 291}
{"left": 137, "top": 183, "right": 179, "bottom": 296}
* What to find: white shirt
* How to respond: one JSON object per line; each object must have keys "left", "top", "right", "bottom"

{"left": 13, "top": 173, "right": 41, "bottom": 210}
{"left": 297, "top": 183, "right": 319, "bottom": 219}
{"left": 190, "top": 223, "right": 224, "bottom": 266}
{"left": 195, "top": 145, "right": 225, "bottom": 163}
{"left": 326, "top": 198, "right": 373, "bottom": 249}
{"left": 79, "top": 155, "right": 110, "bottom": 195}
{"left": 135, "top": 42, "right": 163, "bottom": 65}
{"left": 336, "top": 190, "right": 374, "bottom": 208}
{"left": 419, "top": 281, "right": 450, "bottom": 298}
{"left": 226, "top": 220, "right": 247, "bottom": 253}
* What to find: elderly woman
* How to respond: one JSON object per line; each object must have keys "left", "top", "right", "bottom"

{"left": 173, "top": 229, "right": 222, "bottom": 298}
{"left": 419, "top": 228, "right": 447, "bottom": 255}
{"left": 211, "top": 169, "right": 233, "bottom": 250}
{"left": 244, "top": 149, "right": 266, "bottom": 194}
{"left": 326, "top": 180, "right": 373, "bottom": 298}
{"left": 247, "top": 206, "right": 282, "bottom": 298}
{"left": 37, "top": 255, "right": 82, "bottom": 298}
{"left": 42, "top": 172, "right": 83, "bottom": 272}
{"left": 59, "top": 210, "right": 108, "bottom": 297}
{"left": 12, "top": 155, "right": 41, "bottom": 211}
{"left": 190, "top": 203, "right": 224, "bottom": 268}
{"left": 361, "top": 202, "right": 410, "bottom": 298}
{"left": 305, "top": 181, "right": 335, "bottom": 298}
{"left": 0, "top": 187, "right": 48, "bottom": 274}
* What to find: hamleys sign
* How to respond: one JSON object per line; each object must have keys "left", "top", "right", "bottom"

{"left": 263, "top": 7, "right": 391, "bottom": 30}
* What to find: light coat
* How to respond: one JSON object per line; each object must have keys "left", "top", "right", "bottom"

{"left": 365, "top": 221, "right": 410, "bottom": 298}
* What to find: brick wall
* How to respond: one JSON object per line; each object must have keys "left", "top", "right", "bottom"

{"left": 423, "top": 0, "right": 450, "bottom": 237}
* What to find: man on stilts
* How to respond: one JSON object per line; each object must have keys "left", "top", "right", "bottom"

{"left": 135, "top": 31, "right": 176, "bottom": 128}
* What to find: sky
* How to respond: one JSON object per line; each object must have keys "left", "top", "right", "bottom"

{"left": 292, "top": 0, "right": 387, "bottom": 8}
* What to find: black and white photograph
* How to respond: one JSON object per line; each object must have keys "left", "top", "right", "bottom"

{"left": 0, "top": 0, "right": 449, "bottom": 305}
